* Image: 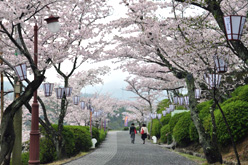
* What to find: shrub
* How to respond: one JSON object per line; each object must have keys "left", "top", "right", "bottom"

{"left": 39, "top": 125, "right": 93, "bottom": 163}
{"left": 21, "top": 152, "right": 29, "bottom": 165}
{"left": 215, "top": 100, "right": 248, "bottom": 146}
{"left": 160, "top": 113, "right": 171, "bottom": 126}
{"left": 68, "top": 126, "right": 92, "bottom": 155}
{"left": 197, "top": 100, "right": 213, "bottom": 121}
{"left": 40, "top": 137, "right": 57, "bottom": 163}
{"left": 189, "top": 121, "right": 198, "bottom": 142}
{"left": 151, "top": 119, "right": 162, "bottom": 138}
{"left": 91, "top": 127, "right": 100, "bottom": 146}
{"left": 169, "top": 112, "right": 187, "bottom": 133}
{"left": 173, "top": 112, "right": 192, "bottom": 146}
{"left": 98, "top": 129, "right": 107, "bottom": 145}
{"left": 61, "top": 125, "right": 76, "bottom": 157}
{"left": 123, "top": 127, "right": 129, "bottom": 131}
{"left": 160, "top": 124, "right": 172, "bottom": 144}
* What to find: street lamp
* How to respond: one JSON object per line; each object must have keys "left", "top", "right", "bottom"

{"left": 204, "top": 73, "right": 222, "bottom": 89}
{"left": 214, "top": 56, "right": 228, "bottom": 73}
{"left": 184, "top": 96, "right": 189, "bottom": 106}
{"left": 64, "top": 87, "right": 72, "bottom": 97}
{"left": 223, "top": 15, "right": 246, "bottom": 41}
{"left": 169, "top": 104, "right": 175, "bottom": 111}
{"left": 55, "top": 88, "right": 65, "bottom": 99}
{"left": 195, "top": 89, "right": 201, "bottom": 99}
{"left": 162, "top": 110, "right": 166, "bottom": 116}
{"left": 14, "top": 63, "right": 27, "bottom": 81}
{"left": 80, "top": 101, "right": 85, "bottom": 109}
{"left": 173, "top": 96, "right": 178, "bottom": 104}
{"left": 43, "top": 83, "right": 54, "bottom": 97}
{"left": 73, "top": 96, "right": 80, "bottom": 105}
{"left": 178, "top": 96, "right": 184, "bottom": 105}
{"left": 29, "top": 15, "right": 60, "bottom": 165}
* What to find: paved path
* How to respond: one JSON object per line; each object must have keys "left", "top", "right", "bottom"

{"left": 65, "top": 131, "right": 197, "bottom": 165}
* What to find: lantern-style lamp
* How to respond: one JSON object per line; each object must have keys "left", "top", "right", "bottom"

{"left": 73, "top": 96, "right": 80, "bottom": 105}
{"left": 223, "top": 15, "right": 246, "bottom": 41}
{"left": 169, "top": 104, "right": 175, "bottom": 111}
{"left": 173, "top": 96, "right": 178, "bottom": 104}
{"left": 43, "top": 83, "right": 54, "bottom": 97}
{"left": 44, "top": 15, "right": 60, "bottom": 33}
{"left": 81, "top": 101, "right": 85, "bottom": 109}
{"left": 178, "top": 97, "right": 184, "bottom": 105}
{"left": 14, "top": 63, "right": 27, "bottom": 81}
{"left": 184, "top": 96, "right": 189, "bottom": 106}
{"left": 195, "top": 89, "right": 201, "bottom": 99}
{"left": 214, "top": 56, "right": 228, "bottom": 73}
{"left": 157, "top": 114, "right": 162, "bottom": 119}
{"left": 162, "top": 110, "right": 166, "bottom": 116}
{"left": 204, "top": 73, "right": 222, "bottom": 89}
{"left": 55, "top": 88, "right": 65, "bottom": 99}
{"left": 64, "top": 87, "right": 72, "bottom": 97}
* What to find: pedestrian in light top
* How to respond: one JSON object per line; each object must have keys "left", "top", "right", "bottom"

{"left": 140, "top": 123, "right": 149, "bottom": 144}
{"left": 129, "top": 123, "right": 136, "bottom": 144}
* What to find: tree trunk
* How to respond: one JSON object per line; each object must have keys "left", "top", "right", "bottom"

{"left": 12, "top": 80, "right": 22, "bottom": 165}
{"left": 0, "top": 74, "right": 45, "bottom": 164}
{"left": 186, "top": 73, "right": 223, "bottom": 164}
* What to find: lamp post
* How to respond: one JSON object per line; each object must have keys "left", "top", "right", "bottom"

{"left": 28, "top": 15, "right": 60, "bottom": 165}
{"left": 204, "top": 58, "right": 241, "bottom": 165}
{"left": 223, "top": 15, "right": 246, "bottom": 41}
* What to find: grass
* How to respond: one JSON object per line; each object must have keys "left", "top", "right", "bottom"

{"left": 43, "top": 152, "right": 89, "bottom": 165}
{"left": 174, "top": 151, "right": 225, "bottom": 165}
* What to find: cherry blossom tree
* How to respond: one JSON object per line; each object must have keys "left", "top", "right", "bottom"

{"left": 125, "top": 76, "right": 164, "bottom": 134}
{"left": 0, "top": 0, "right": 112, "bottom": 163}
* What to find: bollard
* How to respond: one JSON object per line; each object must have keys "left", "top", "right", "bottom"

{"left": 152, "top": 136, "right": 157, "bottom": 143}
{"left": 91, "top": 138, "right": 97, "bottom": 148}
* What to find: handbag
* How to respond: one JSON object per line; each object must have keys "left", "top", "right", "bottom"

{"left": 141, "top": 129, "right": 144, "bottom": 134}
{"left": 134, "top": 129, "right": 137, "bottom": 134}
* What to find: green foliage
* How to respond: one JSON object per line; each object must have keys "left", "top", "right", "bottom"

{"left": 151, "top": 119, "right": 162, "bottom": 138}
{"left": 40, "top": 125, "right": 96, "bottom": 163}
{"left": 98, "top": 129, "right": 107, "bottom": 144}
{"left": 91, "top": 127, "right": 100, "bottom": 146}
{"left": 160, "top": 124, "right": 172, "bottom": 144}
{"left": 160, "top": 113, "right": 171, "bottom": 125}
{"left": 40, "top": 137, "right": 57, "bottom": 163}
{"left": 62, "top": 126, "right": 76, "bottom": 157}
{"left": 169, "top": 112, "right": 187, "bottom": 133}
{"left": 197, "top": 100, "right": 213, "bottom": 121}
{"left": 215, "top": 100, "right": 248, "bottom": 146}
{"left": 175, "top": 105, "right": 186, "bottom": 110}
{"left": 123, "top": 127, "right": 129, "bottom": 131}
{"left": 157, "top": 99, "right": 170, "bottom": 112}
{"left": 21, "top": 152, "right": 29, "bottom": 165}
{"left": 67, "top": 126, "right": 92, "bottom": 155}
{"left": 222, "top": 85, "right": 248, "bottom": 106}
{"left": 189, "top": 121, "right": 199, "bottom": 142}
{"left": 173, "top": 112, "right": 192, "bottom": 146}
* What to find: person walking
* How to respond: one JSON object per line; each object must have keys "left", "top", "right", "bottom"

{"left": 140, "top": 124, "right": 149, "bottom": 144}
{"left": 129, "top": 123, "right": 137, "bottom": 144}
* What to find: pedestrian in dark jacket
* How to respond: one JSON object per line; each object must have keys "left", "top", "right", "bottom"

{"left": 129, "top": 123, "right": 136, "bottom": 144}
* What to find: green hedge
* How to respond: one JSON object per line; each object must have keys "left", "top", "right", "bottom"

{"left": 173, "top": 112, "right": 192, "bottom": 146}
{"left": 30, "top": 125, "right": 96, "bottom": 164}
{"left": 189, "top": 121, "right": 198, "bottom": 142}
{"left": 215, "top": 100, "right": 248, "bottom": 146}
{"left": 160, "top": 124, "right": 172, "bottom": 144}
{"left": 169, "top": 112, "right": 187, "bottom": 133}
